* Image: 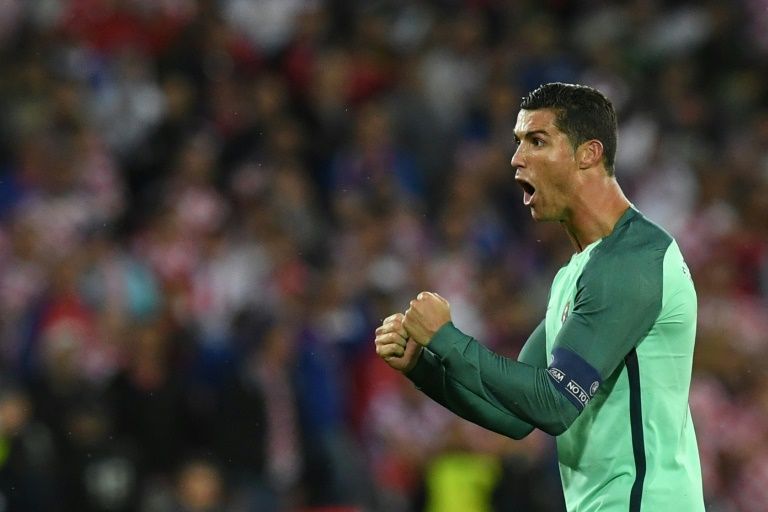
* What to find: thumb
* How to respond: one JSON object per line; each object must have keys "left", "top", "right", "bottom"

{"left": 430, "top": 291, "right": 449, "bottom": 305}
{"left": 417, "top": 291, "right": 443, "bottom": 302}
{"left": 405, "top": 337, "right": 422, "bottom": 355}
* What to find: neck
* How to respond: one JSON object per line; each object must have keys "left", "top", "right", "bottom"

{"left": 561, "top": 175, "right": 632, "bottom": 252}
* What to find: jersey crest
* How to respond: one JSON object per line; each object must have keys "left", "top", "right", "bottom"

{"left": 561, "top": 301, "right": 570, "bottom": 324}
{"left": 682, "top": 262, "right": 692, "bottom": 281}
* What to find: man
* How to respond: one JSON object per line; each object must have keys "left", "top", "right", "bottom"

{"left": 374, "top": 83, "right": 705, "bottom": 511}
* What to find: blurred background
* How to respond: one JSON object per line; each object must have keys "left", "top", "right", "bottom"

{"left": 0, "top": 0, "right": 765, "bottom": 511}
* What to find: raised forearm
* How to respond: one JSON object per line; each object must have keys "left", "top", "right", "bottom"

{"left": 428, "top": 323, "right": 578, "bottom": 435}
{"left": 406, "top": 348, "right": 535, "bottom": 440}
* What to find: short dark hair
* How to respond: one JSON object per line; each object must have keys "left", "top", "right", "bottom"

{"left": 520, "top": 83, "right": 617, "bottom": 175}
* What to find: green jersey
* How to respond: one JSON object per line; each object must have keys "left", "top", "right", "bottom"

{"left": 407, "top": 207, "right": 704, "bottom": 511}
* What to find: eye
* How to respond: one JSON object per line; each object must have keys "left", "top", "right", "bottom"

{"left": 532, "top": 137, "right": 545, "bottom": 147}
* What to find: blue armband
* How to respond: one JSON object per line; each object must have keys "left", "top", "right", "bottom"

{"left": 547, "top": 347, "right": 602, "bottom": 411}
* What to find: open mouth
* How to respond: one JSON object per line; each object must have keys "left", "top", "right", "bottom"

{"left": 516, "top": 178, "right": 536, "bottom": 206}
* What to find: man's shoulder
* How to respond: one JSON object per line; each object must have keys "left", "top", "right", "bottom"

{"left": 592, "top": 209, "right": 673, "bottom": 265}
{"left": 580, "top": 210, "right": 673, "bottom": 293}
{"left": 609, "top": 208, "right": 672, "bottom": 251}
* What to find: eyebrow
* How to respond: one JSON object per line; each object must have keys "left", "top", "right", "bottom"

{"left": 514, "top": 129, "right": 550, "bottom": 141}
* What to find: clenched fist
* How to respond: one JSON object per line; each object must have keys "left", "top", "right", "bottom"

{"left": 403, "top": 291, "right": 451, "bottom": 346}
{"left": 375, "top": 313, "right": 423, "bottom": 373}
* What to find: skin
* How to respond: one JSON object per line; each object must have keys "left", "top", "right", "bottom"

{"left": 511, "top": 109, "right": 631, "bottom": 252}
{"left": 375, "top": 108, "right": 632, "bottom": 368}
{"left": 374, "top": 312, "right": 422, "bottom": 373}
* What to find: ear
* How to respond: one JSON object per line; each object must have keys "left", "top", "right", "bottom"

{"left": 576, "top": 140, "right": 604, "bottom": 170}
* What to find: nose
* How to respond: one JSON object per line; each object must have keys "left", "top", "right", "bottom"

{"left": 511, "top": 145, "right": 524, "bottom": 169}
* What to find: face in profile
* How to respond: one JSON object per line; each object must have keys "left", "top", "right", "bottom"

{"left": 511, "top": 108, "right": 580, "bottom": 222}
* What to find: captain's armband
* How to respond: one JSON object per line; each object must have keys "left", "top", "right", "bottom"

{"left": 547, "top": 347, "right": 602, "bottom": 412}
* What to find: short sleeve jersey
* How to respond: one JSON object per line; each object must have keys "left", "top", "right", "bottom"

{"left": 546, "top": 207, "right": 704, "bottom": 511}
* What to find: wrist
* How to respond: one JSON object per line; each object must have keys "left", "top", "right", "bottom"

{"left": 424, "top": 322, "right": 468, "bottom": 360}
{"left": 414, "top": 320, "right": 451, "bottom": 347}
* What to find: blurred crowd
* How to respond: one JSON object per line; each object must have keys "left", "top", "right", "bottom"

{"left": 0, "top": 0, "right": 766, "bottom": 511}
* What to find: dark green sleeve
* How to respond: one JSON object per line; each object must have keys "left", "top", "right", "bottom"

{"left": 426, "top": 236, "right": 667, "bottom": 434}
{"left": 518, "top": 320, "right": 548, "bottom": 368}
{"left": 405, "top": 321, "right": 547, "bottom": 440}
{"left": 428, "top": 323, "right": 577, "bottom": 435}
